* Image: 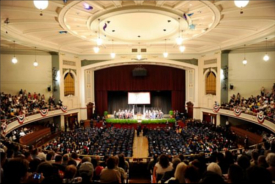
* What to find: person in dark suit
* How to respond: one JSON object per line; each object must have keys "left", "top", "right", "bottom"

{"left": 137, "top": 125, "right": 142, "bottom": 137}
{"left": 244, "top": 135, "right": 249, "bottom": 149}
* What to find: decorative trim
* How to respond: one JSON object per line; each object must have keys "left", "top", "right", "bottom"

{"left": 63, "top": 60, "right": 76, "bottom": 66}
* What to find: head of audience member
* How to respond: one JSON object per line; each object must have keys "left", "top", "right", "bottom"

{"left": 178, "top": 154, "right": 184, "bottom": 162}
{"left": 258, "top": 155, "right": 269, "bottom": 168}
{"left": 37, "top": 162, "right": 55, "bottom": 178}
{"left": 46, "top": 151, "right": 54, "bottom": 162}
{"left": 264, "top": 142, "right": 271, "bottom": 151}
{"left": 29, "top": 158, "right": 42, "bottom": 173}
{"left": 23, "top": 151, "right": 32, "bottom": 162}
{"left": 102, "top": 155, "right": 110, "bottom": 167}
{"left": 174, "top": 162, "right": 187, "bottom": 183}
{"left": 251, "top": 151, "right": 259, "bottom": 165}
{"left": 67, "top": 159, "right": 77, "bottom": 167}
{"left": 184, "top": 166, "right": 200, "bottom": 183}
{"left": 64, "top": 165, "right": 78, "bottom": 180}
{"left": 118, "top": 154, "right": 127, "bottom": 170}
{"left": 201, "top": 171, "right": 225, "bottom": 184}
{"left": 81, "top": 156, "right": 91, "bottom": 164}
{"left": 172, "top": 158, "right": 181, "bottom": 171}
{"left": 3, "top": 158, "right": 29, "bottom": 183}
{"left": 228, "top": 164, "right": 243, "bottom": 183}
{"left": 266, "top": 153, "right": 275, "bottom": 168}
{"left": 55, "top": 155, "right": 62, "bottom": 164}
{"left": 246, "top": 166, "right": 272, "bottom": 184}
{"left": 0, "top": 149, "right": 7, "bottom": 167}
{"left": 207, "top": 163, "right": 222, "bottom": 176}
{"left": 225, "top": 151, "right": 234, "bottom": 165}
{"left": 237, "top": 155, "right": 250, "bottom": 170}
{"left": 7, "top": 149, "right": 14, "bottom": 159}
{"left": 107, "top": 156, "right": 116, "bottom": 169}
{"left": 62, "top": 154, "right": 69, "bottom": 166}
{"left": 159, "top": 154, "right": 170, "bottom": 169}
{"left": 71, "top": 152, "right": 79, "bottom": 160}
{"left": 91, "top": 158, "right": 99, "bottom": 169}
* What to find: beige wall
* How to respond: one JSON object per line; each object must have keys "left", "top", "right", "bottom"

{"left": 0, "top": 53, "right": 52, "bottom": 99}
{"left": 228, "top": 51, "right": 275, "bottom": 99}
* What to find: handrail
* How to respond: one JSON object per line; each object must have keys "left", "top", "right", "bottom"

{"left": 5, "top": 107, "right": 61, "bottom": 125}
{"left": 220, "top": 106, "right": 275, "bottom": 123}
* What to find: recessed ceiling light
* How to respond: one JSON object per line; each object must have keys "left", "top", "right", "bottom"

{"left": 168, "top": 20, "right": 171, "bottom": 23}
{"left": 112, "top": 30, "right": 115, "bottom": 32}
{"left": 163, "top": 29, "right": 166, "bottom": 31}
{"left": 138, "top": 35, "right": 141, "bottom": 38}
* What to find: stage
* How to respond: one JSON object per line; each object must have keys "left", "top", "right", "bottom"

{"left": 107, "top": 114, "right": 170, "bottom": 120}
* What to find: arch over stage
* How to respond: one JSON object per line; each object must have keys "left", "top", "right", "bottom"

{"left": 95, "top": 65, "right": 185, "bottom": 115}
{"left": 80, "top": 58, "right": 199, "bottom": 116}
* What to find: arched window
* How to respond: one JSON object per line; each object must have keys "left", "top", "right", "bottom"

{"left": 64, "top": 72, "right": 75, "bottom": 96}
{"left": 205, "top": 71, "right": 216, "bottom": 95}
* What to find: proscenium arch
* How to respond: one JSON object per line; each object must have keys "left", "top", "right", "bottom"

{"left": 80, "top": 58, "right": 199, "bottom": 109}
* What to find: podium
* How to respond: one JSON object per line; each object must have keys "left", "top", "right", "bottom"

{"left": 86, "top": 102, "right": 94, "bottom": 120}
{"left": 186, "top": 102, "right": 194, "bottom": 119}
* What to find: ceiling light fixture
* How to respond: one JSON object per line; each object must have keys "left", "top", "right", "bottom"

{"left": 83, "top": 3, "right": 93, "bottom": 10}
{"left": 110, "top": 40, "right": 116, "bottom": 59}
{"left": 176, "top": 18, "right": 183, "bottom": 45}
{"left": 242, "top": 44, "right": 247, "bottom": 66}
{"left": 163, "top": 39, "right": 168, "bottom": 58}
{"left": 234, "top": 0, "right": 249, "bottom": 14}
{"left": 263, "top": 38, "right": 270, "bottom": 61}
{"left": 11, "top": 41, "right": 18, "bottom": 64}
{"left": 33, "top": 47, "right": 38, "bottom": 67}
{"left": 93, "top": 46, "right": 100, "bottom": 53}
{"left": 33, "top": 0, "right": 49, "bottom": 16}
{"left": 179, "top": 45, "right": 186, "bottom": 53}
{"left": 97, "top": 19, "right": 102, "bottom": 46}
{"left": 137, "top": 42, "right": 142, "bottom": 60}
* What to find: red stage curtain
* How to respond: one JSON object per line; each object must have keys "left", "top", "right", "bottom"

{"left": 95, "top": 65, "right": 186, "bottom": 115}
{"left": 172, "top": 91, "right": 185, "bottom": 113}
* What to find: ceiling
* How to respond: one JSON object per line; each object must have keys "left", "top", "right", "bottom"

{"left": 1, "top": 0, "right": 275, "bottom": 56}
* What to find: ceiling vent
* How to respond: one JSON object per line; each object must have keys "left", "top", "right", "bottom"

{"left": 132, "top": 48, "right": 138, "bottom": 52}
{"left": 141, "top": 48, "right": 147, "bottom": 52}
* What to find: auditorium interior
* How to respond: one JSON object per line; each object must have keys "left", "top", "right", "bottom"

{"left": 1, "top": 0, "right": 275, "bottom": 183}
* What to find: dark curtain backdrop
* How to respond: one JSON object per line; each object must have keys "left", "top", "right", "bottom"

{"left": 95, "top": 65, "right": 185, "bottom": 115}
{"left": 108, "top": 91, "right": 172, "bottom": 114}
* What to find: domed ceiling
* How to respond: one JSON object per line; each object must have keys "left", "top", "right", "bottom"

{"left": 1, "top": 0, "right": 275, "bottom": 56}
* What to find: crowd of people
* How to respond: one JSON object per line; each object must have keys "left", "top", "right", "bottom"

{"left": 0, "top": 137, "right": 130, "bottom": 183}
{"left": 45, "top": 127, "right": 134, "bottom": 158}
{"left": 1, "top": 133, "right": 275, "bottom": 183}
{"left": 113, "top": 109, "right": 164, "bottom": 119}
{"left": 148, "top": 143, "right": 275, "bottom": 184}
{"left": 0, "top": 89, "right": 63, "bottom": 123}
{"left": 222, "top": 84, "right": 275, "bottom": 122}
{"left": 147, "top": 120, "right": 238, "bottom": 157}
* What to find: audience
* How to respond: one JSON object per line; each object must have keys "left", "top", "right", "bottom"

{"left": 153, "top": 154, "right": 173, "bottom": 183}
{"left": 45, "top": 127, "right": 134, "bottom": 158}
{"left": 1, "top": 116, "right": 275, "bottom": 184}
{"left": 147, "top": 120, "right": 237, "bottom": 157}
{"left": 222, "top": 85, "right": 275, "bottom": 122}
{"left": 0, "top": 90, "right": 62, "bottom": 123}
{"left": 100, "top": 156, "right": 121, "bottom": 183}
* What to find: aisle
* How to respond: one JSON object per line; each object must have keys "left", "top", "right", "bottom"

{"left": 132, "top": 131, "right": 149, "bottom": 158}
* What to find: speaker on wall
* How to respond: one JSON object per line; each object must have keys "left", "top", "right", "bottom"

{"left": 47, "top": 86, "right": 51, "bottom": 92}
{"left": 132, "top": 67, "right": 147, "bottom": 77}
{"left": 230, "top": 85, "right": 234, "bottom": 90}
